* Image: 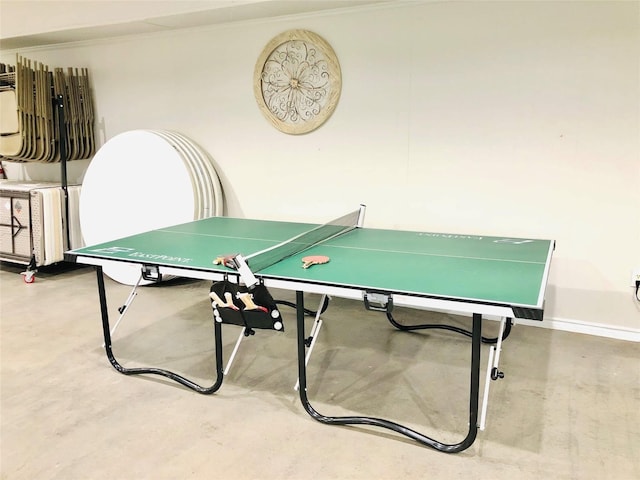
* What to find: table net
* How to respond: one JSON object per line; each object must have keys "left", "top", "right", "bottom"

{"left": 243, "top": 208, "right": 361, "bottom": 273}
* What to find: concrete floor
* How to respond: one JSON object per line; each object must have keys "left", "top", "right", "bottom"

{"left": 1, "top": 263, "right": 638, "bottom": 480}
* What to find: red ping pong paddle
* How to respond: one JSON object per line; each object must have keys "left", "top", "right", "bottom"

{"left": 302, "top": 255, "right": 330, "bottom": 269}
{"left": 209, "top": 291, "right": 239, "bottom": 310}
{"left": 213, "top": 254, "right": 238, "bottom": 269}
{"left": 236, "top": 292, "right": 269, "bottom": 313}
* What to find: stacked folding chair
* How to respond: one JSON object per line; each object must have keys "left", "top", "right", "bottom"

{"left": 0, "top": 55, "right": 95, "bottom": 163}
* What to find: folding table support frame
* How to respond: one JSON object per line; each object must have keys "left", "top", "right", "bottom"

{"left": 96, "top": 266, "right": 224, "bottom": 394}
{"left": 295, "top": 291, "right": 482, "bottom": 454}
{"left": 94, "top": 265, "right": 488, "bottom": 453}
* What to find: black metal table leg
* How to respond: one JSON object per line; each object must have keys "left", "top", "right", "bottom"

{"left": 296, "top": 290, "right": 482, "bottom": 453}
{"left": 96, "top": 266, "right": 224, "bottom": 394}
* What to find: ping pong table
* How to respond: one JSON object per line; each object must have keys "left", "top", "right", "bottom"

{"left": 65, "top": 205, "right": 554, "bottom": 453}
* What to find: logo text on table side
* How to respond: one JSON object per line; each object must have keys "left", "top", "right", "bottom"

{"left": 87, "top": 246, "right": 193, "bottom": 263}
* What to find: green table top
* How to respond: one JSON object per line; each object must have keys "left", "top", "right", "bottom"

{"left": 68, "top": 216, "right": 554, "bottom": 316}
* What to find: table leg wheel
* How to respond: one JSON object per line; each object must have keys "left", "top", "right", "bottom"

{"left": 21, "top": 271, "right": 35, "bottom": 283}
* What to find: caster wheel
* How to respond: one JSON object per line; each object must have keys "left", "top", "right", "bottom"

{"left": 21, "top": 271, "right": 35, "bottom": 283}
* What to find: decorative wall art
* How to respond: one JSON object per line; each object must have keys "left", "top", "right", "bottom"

{"left": 253, "top": 30, "right": 342, "bottom": 135}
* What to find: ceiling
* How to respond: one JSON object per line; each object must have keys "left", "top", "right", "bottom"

{"left": 0, "top": 0, "right": 392, "bottom": 50}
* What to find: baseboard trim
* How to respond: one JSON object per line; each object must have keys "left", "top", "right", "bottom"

{"left": 516, "top": 316, "right": 640, "bottom": 343}
{"left": 435, "top": 309, "right": 639, "bottom": 342}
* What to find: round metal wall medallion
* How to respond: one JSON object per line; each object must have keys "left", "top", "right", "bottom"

{"left": 254, "top": 29, "right": 342, "bottom": 135}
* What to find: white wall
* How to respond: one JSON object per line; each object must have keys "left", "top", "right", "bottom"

{"left": 2, "top": 1, "right": 639, "bottom": 335}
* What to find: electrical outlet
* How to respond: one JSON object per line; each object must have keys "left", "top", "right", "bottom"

{"left": 632, "top": 268, "right": 640, "bottom": 286}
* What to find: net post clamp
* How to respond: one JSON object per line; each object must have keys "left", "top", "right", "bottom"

{"left": 363, "top": 291, "right": 394, "bottom": 313}
{"left": 232, "top": 255, "right": 259, "bottom": 289}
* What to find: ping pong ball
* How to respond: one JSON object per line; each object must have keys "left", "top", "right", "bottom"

{"left": 271, "top": 310, "right": 280, "bottom": 319}
{"left": 274, "top": 321, "right": 283, "bottom": 330}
